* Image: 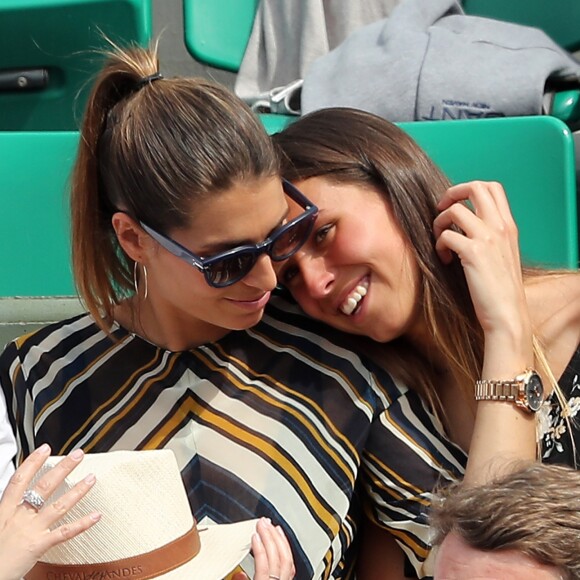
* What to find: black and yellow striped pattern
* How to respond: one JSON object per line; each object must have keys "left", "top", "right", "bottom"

{"left": 0, "top": 294, "right": 468, "bottom": 579}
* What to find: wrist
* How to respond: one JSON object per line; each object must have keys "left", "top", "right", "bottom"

{"left": 482, "top": 329, "right": 534, "bottom": 380}
{"left": 475, "top": 369, "right": 544, "bottom": 413}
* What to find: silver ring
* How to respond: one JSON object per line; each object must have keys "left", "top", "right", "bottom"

{"left": 20, "top": 489, "right": 45, "bottom": 511}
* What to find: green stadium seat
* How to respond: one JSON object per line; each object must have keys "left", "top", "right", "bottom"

{"left": 0, "top": 0, "right": 152, "bottom": 131}
{"left": 399, "top": 116, "right": 578, "bottom": 269}
{"left": 0, "top": 131, "right": 79, "bottom": 297}
{"left": 0, "top": 131, "right": 82, "bottom": 346}
{"left": 462, "top": 0, "right": 580, "bottom": 53}
{"left": 183, "top": 0, "right": 258, "bottom": 73}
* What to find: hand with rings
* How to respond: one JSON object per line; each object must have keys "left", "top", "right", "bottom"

{"left": 0, "top": 444, "right": 100, "bottom": 580}
{"left": 232, "top": 517, "right": 295, "bottom": 580}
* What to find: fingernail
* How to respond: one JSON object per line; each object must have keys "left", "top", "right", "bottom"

{"left": 84, "top": 473, "right": 96, "bottom": 485}
{"left": 253, "top": 532, "right": 262, "bottom": 545}
{"left": 276, "top": 525, "right": 285, "bottom": 537}
{"left": 70, "top": 449, "right": 84, "bottom": 461}
{"left": 36, "top": 443, "right": 50, "bottom": 455}
{"left": 90, "top": 512, "right": 101, "bottom": 522}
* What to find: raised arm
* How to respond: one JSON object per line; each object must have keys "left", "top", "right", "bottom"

{"left": 433, "top": 181, "right": 537, "bottom": 484}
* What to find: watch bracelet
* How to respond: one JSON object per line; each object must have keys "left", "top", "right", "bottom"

{"left": 474, "top": 378, "right": 520, "bottom": 402}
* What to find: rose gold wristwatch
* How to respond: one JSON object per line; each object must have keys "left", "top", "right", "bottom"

{"left": 475, "top": 369, "right": 544, "bottom": 413}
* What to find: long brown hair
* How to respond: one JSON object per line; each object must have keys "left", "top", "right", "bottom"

{"left": 274, "top": 107, "right": 575, "bottom": 454}
{"left": 273, "top": 108, "right": 486, "bottom": 414}
{"left": 71, "top": 41, "right": 278, "bottom": 329}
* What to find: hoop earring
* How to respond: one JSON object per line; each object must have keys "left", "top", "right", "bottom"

{"left": 133, "top": 262, "right": 148, "bottom": 301}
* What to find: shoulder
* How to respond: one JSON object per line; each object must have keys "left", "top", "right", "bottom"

{"left": 257, "top": 292, "right": 408, "bottom": 401}
{"left": 527, "top": 272, "right": 580, "bottom": 345}
{"left": 263, "top": 291, "right": 339, "bottom": 340}
{"left": 0, "top": 313, "right": 112, "bottom": 375}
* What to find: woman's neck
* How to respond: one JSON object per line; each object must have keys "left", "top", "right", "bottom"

{"left": 114, "top": 296, "right": 231, "bottom": 352}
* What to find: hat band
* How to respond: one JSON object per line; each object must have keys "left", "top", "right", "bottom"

{"left": 25, "top": 525, "right": 200, "bottom": 580}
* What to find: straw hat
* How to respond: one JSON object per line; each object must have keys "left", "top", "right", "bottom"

{"left": 25, "top": 449, "right": 258, "bottom": 580}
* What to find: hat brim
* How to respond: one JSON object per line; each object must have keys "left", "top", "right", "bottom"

{"left": 162, "top": 519, "right": 259, "bottom": 580}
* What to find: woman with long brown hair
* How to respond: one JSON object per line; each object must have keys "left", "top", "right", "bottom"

{"left": 274, "top": 107, "right": 579, "bottom": 578}
{"left": 0, "top": 45, "right": 450, "bottom": 579}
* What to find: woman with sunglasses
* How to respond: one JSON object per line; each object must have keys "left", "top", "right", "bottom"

{"left": 273, "top": 108, "right": 580, "bottom": 578}
{"left": 0, "top": 45, "right": 439, "bottom": 579}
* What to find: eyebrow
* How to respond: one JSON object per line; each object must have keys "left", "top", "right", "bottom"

{"left": 193, "top": 207, "right": 290, "bottom": 255}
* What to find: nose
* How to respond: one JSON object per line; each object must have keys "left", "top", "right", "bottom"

{"left": 243, "top": 253, "right": 278, "bottom": 291}
{"left": 299, "top": 255, "right": 335, "bottom": 299}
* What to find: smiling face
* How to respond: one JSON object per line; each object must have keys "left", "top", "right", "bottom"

{"left": 116, "top": 176, "right": 290, "bottom": 348}
{"left": 277, "top": 177, "right": 423, "bottom": 344}
{"left": 156, "top": 177, "right": 285, "bottom": 317}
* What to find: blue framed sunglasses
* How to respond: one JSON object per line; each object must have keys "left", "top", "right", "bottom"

{"left": 139, "top": 180, "right": 318, "bottom": 288}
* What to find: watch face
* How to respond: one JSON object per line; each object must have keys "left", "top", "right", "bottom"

{"left": 525, "top": 372, "right": 544, "bottom": 412}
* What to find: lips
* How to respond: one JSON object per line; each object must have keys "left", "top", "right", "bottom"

{"left": 339, "top": 278, "right": 368, "bottom": 315}
{"left": 228, "top": 291, "right": 271, "bottom": 310}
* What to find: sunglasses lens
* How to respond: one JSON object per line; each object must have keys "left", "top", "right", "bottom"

{"left": 207, "top": 252, "right": 257, "bottom": 287}
{"left": 203, "top": 207, "right": 316, "bottom": 287}
{"left": 271, "top": 213, "right": 315, "bottom": 261}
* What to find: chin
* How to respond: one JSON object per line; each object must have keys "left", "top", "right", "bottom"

{"left": 369, "top": 333, "right": 391, "bottom": 344}
{"left": 367, "top": 325, "right": 399, "bottom": 344}
{"left": 232, "top": 312, "right": 266, "bottom": 330}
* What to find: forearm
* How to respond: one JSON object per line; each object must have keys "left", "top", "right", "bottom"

{"left": 464, "top": 326, "right": 536, "bottom": 485}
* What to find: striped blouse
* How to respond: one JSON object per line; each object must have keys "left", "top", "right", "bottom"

{"left": 0, "top": 294, "right": 466, "bottom": 579}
